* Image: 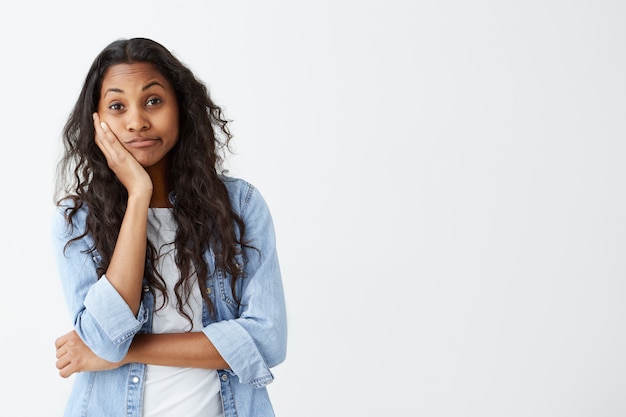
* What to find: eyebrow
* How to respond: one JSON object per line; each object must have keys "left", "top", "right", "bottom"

{"left": 103, "top": 81, "right": 167, "bottom": 97}
{"left": 142, "top": 81, "right": 166, "bottom": 91}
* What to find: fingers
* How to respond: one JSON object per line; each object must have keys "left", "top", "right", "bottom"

{"left": 93, "top": 112, "right": 120, "bottom": 163}
{"left": 55, "top": 330, "right": 78, "bottom": 347}
{"left": 56, "top": 355, "right": 74, "bottom": 378}
{"left": 54, "top": 330, "right": 79, "bottom": 378}
{"left": 92, "top": 113, "right": 153, "bottom": 198}
{"left": 93, "top": 112, "right": 136, "bottom": 167}
{"left": 54, "top": 334, "right": 67, "bottom": 350}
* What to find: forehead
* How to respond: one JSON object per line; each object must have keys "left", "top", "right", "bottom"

{"left": 101, "top": 62, "right": 171, "bottom": 90}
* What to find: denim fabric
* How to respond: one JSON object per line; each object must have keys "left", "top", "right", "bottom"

{"left": 52, "top": 177, "right": 287, "bottom": 417}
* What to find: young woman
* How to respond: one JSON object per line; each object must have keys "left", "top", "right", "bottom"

{"left": 53, "top": 38, "right": 287, "bottom": 417}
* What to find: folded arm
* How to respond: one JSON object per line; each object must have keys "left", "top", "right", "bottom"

{"left": 55, "top": 330, "right": 228, "bottom": 378}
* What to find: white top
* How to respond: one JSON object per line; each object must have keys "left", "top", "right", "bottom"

{"left": 142, "top": 208, "right": 223, "bottom": 417}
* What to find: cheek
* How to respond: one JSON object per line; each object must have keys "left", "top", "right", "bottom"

{"left": 99, "top": 117, "right": 124, "bottom": 138}
{"left": 165, "top": 113, "right": 180, "bottom": 140}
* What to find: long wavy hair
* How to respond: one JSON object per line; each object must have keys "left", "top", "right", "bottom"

{"left": 56, "top": 37, "right": 246, "bottom": 322}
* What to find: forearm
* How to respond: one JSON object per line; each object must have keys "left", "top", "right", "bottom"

{"left": 105, "top": 194, "right": 151, "bottom": 315}
{"left": 123, "top": 332, "right": 229, "bottom": 369}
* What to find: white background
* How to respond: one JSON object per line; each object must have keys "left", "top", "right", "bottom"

{"left": 1, "top": 1, "right": 625, "bottom": 416}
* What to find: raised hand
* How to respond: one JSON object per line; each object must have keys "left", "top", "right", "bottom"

{"left": 93, "top": 112, "right": 153, "bottom": 200}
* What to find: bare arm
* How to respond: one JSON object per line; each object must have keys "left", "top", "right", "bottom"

{"left": 55, "top": 330, "right": 228, "bottom": 378}
{"left": 104, "top": 195, "right": 150, "bottom": 315}
{"left": 93, "top": 114, "right": 153, "bottom": 315}
{"left": 124, "top": 333, "right": 229, "bottom": 369}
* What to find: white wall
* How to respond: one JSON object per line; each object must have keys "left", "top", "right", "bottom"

{"left": 1, "top": 1, "right": 625, "bottom": 416}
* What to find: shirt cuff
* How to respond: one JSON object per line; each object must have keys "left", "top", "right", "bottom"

{"left": 83, "top": 275, "right": 147, "bottom": 345}
{"left": 203, "top": 319, "right": 274, "bottom": 388}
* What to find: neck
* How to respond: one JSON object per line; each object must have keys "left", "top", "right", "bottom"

{"left": 146, "top": 157, "right": 173, "bottom": 208}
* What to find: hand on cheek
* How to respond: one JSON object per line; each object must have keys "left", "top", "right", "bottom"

{"left": 92, "top": 112, "right": 153, "bottom": 198}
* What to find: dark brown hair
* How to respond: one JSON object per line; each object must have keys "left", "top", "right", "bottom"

{"left": 56, "top": 37, "right": 246, "bottom": 321}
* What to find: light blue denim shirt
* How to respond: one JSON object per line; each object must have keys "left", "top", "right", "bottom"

{"left": 52, "top": 177, "right": 287, "bottom": 417}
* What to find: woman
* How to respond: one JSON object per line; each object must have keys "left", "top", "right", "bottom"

{"left": 53, "top": 37, "right": 287, "bottom": 417}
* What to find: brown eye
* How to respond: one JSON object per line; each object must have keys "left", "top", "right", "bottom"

{"left": 146, "top": 97, "right": 162, "bottom": 106}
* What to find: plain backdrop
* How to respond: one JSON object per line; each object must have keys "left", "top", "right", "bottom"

{"left": 1, "top": 1, "right": 625, "bottom": 416}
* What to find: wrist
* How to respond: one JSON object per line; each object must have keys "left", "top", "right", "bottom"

{"left": 124, "top": 333, "right": 145, "bottom": 365}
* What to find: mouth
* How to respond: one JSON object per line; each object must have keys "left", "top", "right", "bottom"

{"left": 125, "top": 137, "right": 159, "bottom": 148}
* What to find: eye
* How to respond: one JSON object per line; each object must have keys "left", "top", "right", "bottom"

{"left": 146, "top": 97, "right": 162, "bottom": 106}
{"left": 108, "top": 102, "right": 124, "bottom": 111}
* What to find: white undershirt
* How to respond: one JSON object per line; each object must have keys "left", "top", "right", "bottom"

{"left": 142, "top": 208, "right": 223, "bottom": 417}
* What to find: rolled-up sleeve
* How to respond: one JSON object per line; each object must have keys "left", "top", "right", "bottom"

{"left": 52, "top": 203, "right": 147, "bottom": 362}
{"left": 203, "top": 181, "right": 287, "bottom": 387}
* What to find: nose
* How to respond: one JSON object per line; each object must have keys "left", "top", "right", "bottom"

{"left": 126, "top": 108, "right": 150, "bottom": 132}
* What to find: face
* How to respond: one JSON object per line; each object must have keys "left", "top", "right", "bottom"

{"left": 97, "top": 62, "right": 179, "bottom": 169}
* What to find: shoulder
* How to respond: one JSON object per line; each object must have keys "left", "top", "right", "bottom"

{"left": 220, "top": 175, "right": 270, "bottom": 219}
{"left": 221, "top": 176, "right": 255, "bottom": 205}
{"left": 52, "top": 197, "right": 89, "bottom": 238}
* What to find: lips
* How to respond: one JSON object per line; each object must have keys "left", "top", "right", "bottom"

{"left": 125, "top": 137, "right": 159, "bottom": 148}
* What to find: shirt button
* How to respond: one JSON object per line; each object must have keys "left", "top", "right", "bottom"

{"left": 206, "top": 288, "right": 212, "bottom": 295}
{"left": 132, "top": 376, "right": 140, "bottom": 383}
{"left": 221, "top": 374, "right": 228, "bottom": 382}
{"left": 143, "top": 286, "right": 149, "bottom": 292}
